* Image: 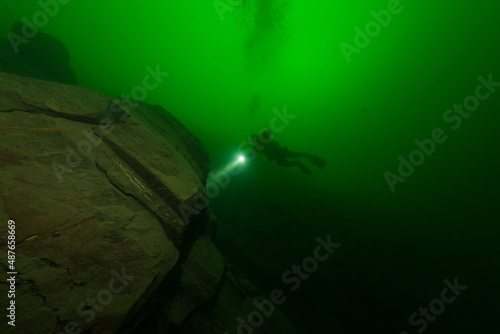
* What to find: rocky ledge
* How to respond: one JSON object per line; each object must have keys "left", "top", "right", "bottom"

{"left": 0, "top": 71, "right": 296, "bottom": 334}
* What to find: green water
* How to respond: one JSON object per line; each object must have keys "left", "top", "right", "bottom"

{"left": 3, "top": 1, "right": 500, "bottom": 333}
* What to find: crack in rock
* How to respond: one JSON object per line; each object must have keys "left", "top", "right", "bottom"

{"left": 1, "top": 105, "right": 100, "bottom": 125}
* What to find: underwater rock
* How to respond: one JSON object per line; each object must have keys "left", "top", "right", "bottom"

{"left": 178, "top": 268, "right": 300, "bottom": 334}
{"left": 164, "top": 233, "right": 225, "bottom": 326}
{"left": 0, "top": 21, "right": 77, "bottom": 85}
{"left": 0, "top": 71, "right": 209, "bottom": 243}
{"left": 0, "top": 71, "right": 210, "bottom": 333}
{"left": 0, "top": 71, "right": 298, "bottom": 334}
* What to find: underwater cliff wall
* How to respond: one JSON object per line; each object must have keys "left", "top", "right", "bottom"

{"left": 0, "top": 71, "right": 297, "bottom": 334}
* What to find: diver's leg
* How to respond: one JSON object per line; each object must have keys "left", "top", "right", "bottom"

{"left": 275, "top": 158, "right": 312, "bottom": 175}
{"left": 285, "top": 151, "right": 326, "bottom": 168}
{"left": 304, "top": 154, "right": 326, "bottom": 168}
{"left": 275, "top": 158, "right": 295, "bottom": 168}
{"left": 295, "top": 161, "right": 312, "bottom": 175}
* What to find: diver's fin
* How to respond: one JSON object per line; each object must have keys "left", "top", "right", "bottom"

{"left": 308, "top": 156, "right": 326, "bottom": 168}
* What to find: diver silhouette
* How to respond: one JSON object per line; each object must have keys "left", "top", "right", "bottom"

{"left": 250, "top": 129, "right": 326, "bottom": 175}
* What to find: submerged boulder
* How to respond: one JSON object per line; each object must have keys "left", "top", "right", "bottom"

{"left": 0, "top": 21, "right": 77, "bottom": 85}
{"left": 0, "top": 71, "right": 210, "bottom": 333}
{"left": 0, "top": 71, "right": 297, "bottom": 333}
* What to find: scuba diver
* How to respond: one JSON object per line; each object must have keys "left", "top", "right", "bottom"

{"left": 250, "top": 129, "right": 326, "bottom": 175}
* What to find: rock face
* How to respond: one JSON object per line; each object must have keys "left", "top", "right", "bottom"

{"left": 0, "top": 71, "right": 211, "bottom": 333}
{"left": 0, "top": 72, "right": 297, "bottom": 334}
{"left": 0, "top": 21, "right": 78, "bottom": 85}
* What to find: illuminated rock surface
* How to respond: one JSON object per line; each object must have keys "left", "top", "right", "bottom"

{"left": 0, "top": 72, "right": 295, "bottom": 334}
